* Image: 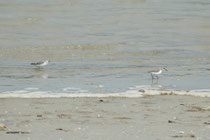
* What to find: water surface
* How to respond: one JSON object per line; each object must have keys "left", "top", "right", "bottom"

{"left": 0, "top": 0, "right": 210, "bottom": 95}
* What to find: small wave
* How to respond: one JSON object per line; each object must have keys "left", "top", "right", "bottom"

{"left": 62, "top": 87, "right": 89, "bottom": 93}
{"left": 138, "top": 89, "right": 210, "bottom": 97}
{"left": 0, "top": 92, "right": 143, "bottom": 98}
{"left": 24, "top": 87, "right": 39, "bottom": 91}
{"left": 0, "top": 86, "right": 210, "bottom": 98}
{"left": 130, "top": 85, "right": 210, "bottom": 97}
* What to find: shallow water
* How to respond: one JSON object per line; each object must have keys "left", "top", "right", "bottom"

{"left": 0, "top": 0, "right": 210, "bottom": 95}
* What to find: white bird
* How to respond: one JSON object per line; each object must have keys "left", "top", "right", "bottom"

{"left": 148, "top": 67, "right": 168, "bottom": 80}
{"left": 31, "top": 60, "right": 50, "bottom": 67}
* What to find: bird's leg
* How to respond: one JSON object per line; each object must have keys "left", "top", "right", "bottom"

{"left": 155, "top": 75, "right": 159, "bottom": 83}
{"left": 151, "top": 74, "right": 154, "bottom": 84}
{"left": 151, "top": 74, "right": 154, "bottom": 80}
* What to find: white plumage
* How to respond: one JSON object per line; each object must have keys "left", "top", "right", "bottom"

{"left": 148, "top": 68, "right": 167, "bottom": 80}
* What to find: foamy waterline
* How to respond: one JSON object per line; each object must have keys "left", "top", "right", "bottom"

{"left": 0, "top": 92, "right": 143, "bottom": 98}
{"left": 0, "top": 89, "right": 210, "bottom": 98}
{"left": 139, "top": 89, "right": 210, "bottom": 98}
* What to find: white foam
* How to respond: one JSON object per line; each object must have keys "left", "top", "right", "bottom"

{"left": 0, "top": 92, "right": 143, "bottom": 98}
{"left": 139, "top": 89, "right": 210, "bottom": 97}
{"left": 2, "top": 90, "right": 29, "bottom": 94}
{"left": 62, "top": 87, "right": 88, "bottom": 93}
{"left": 130, "top": 85, "right": 210, "bottom": 97}
{"left": 24, "top": 87, "right": 39, "bottom": 91}
{"left": 0, "top": 86, "right": 210, "bottom": 98}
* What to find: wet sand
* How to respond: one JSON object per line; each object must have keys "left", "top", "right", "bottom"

{"left": 0, "top": 95, "right": 210, "bottom": 140}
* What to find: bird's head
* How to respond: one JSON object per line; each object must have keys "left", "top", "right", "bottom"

{"left": 163, "top": 67, "right": 168, "bottom": 71}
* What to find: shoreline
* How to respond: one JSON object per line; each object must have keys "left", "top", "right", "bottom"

{"left": 0, "top": 95, "right": 210, "bottom": 140}
{"left": 0, "top": 88, "right": 210, "bottom": 98}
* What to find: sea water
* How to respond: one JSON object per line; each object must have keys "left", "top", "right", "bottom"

{"left": 0, "top": 0, "right": 210, "bottom": 97}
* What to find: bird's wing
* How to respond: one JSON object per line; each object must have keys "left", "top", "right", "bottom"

{"left": 148, "top": 70, "right": 158, "bottom": 73}
{"left": 31, "top": 61, "right": 43, "bottom": 65}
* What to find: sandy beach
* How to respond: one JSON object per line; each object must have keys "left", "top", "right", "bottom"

{"left": 1, "top": 0, "right": 210, "bottom": 140}
{"left": 0, "top": 95, "right": 210, "bottom": 140}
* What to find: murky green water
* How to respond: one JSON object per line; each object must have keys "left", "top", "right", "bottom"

{"left": 0, "top": 0, "right": 210, "bottom": 94}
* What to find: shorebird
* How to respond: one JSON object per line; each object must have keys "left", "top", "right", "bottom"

{"left": 31, "top": 60, "right": 50, "bottom": 67}
{"left": 148, "top": 67, "right": 168, "bottom": 80}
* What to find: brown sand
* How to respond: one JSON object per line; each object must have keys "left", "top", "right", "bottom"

{"left": 0, "top": 95, "right": 210, "bottom": 140}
